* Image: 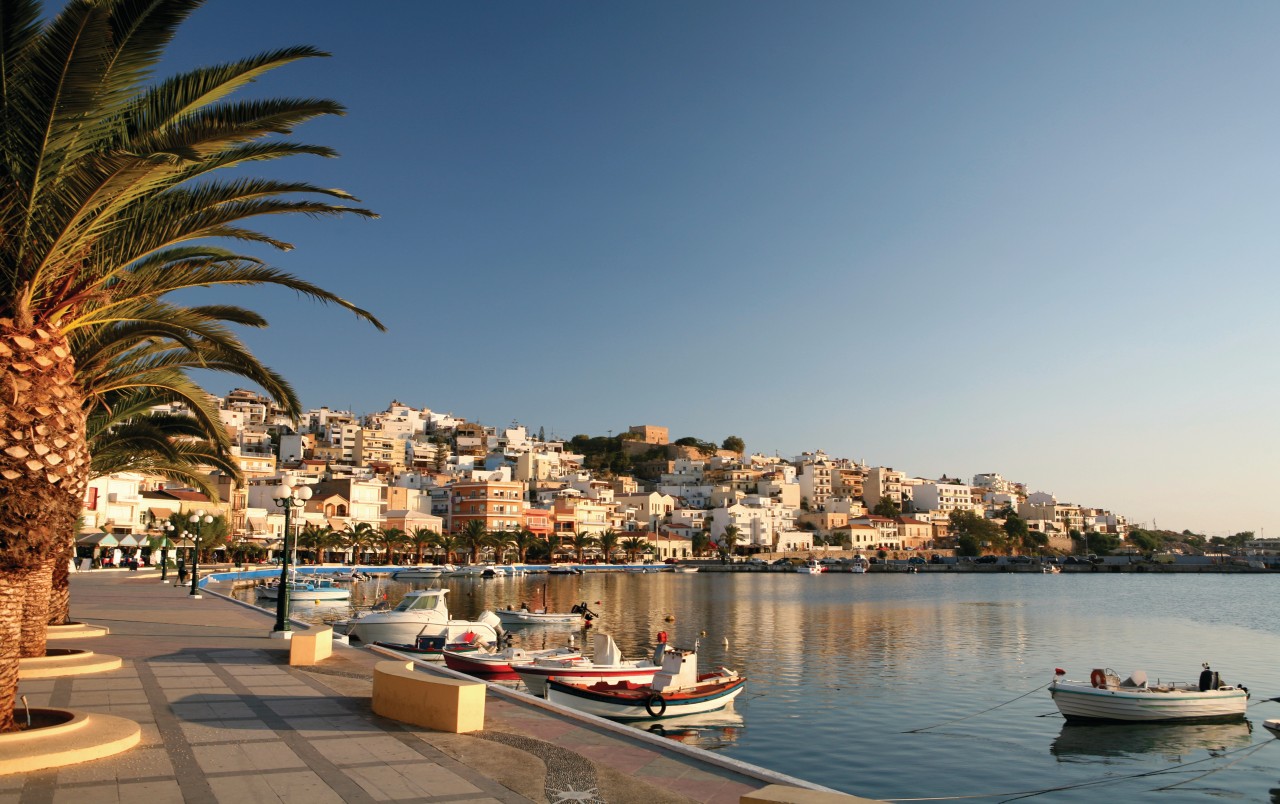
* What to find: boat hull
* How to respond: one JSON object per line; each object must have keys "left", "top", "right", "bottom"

{"left": 514, "top": 664, "right": 660, "bottom": 696}
{"left": 443, "top": 646, "right": 581, "bottom": 679}
{"left": 495, "top": 610, "right": 584, "bottom": 626}
{"left": 1050, "top": 681, "right": 1248, "bottom": 723}
{"left": 344, "top": 616, "right": 498, "bottom": 646}
{"left": 547, "top": 676, "right": 746, "bottom": 720}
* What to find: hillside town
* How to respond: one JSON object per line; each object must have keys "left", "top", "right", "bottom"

{"left": 77, "top": 392, "right": 1262, "bottom": 566}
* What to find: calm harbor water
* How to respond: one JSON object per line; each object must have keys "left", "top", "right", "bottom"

{"left": 234, "top": 572, "right": 1280, "bottom": 802}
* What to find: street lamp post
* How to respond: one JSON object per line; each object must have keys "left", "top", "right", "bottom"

{"left": 160, "top": 522, "right": 174, "bottom": 583}
{"left": 188, "top": 509, "right": 213, "bottom": 598}
{"left": 271, "top": 478, "right": 313, "bottom": 638}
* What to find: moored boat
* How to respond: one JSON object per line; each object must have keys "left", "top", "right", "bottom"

{"left": 495, "top": 601, "right": 595, "bottom": 627}
{"left": 546, "top": 644, "right": 746, "bottom": 720}
{"left": 392, "top": 565, "right": 456, "bottom": 581}
{"left": 796, "top": 558, "right": 825, "bottom": 574}
{"left": 373, "top": 632, "right": 489, "bottom": 660}
{"left": 335, "top": 588, "right": 501, "bottom": 646}
{"left": 513, "top": 632, "right": 660, "bottom": 696}
{"left": 442, "top": 643, "right": 582, "bottom": 679}
{"left": 1050, "top": 665, "right": 1249, "bottom": 723}
{"left": 254, "top": 575, "right": 350, "bottom": 602}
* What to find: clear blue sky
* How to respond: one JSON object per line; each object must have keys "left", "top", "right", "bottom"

{"left": 165, "top": 1, "right": 1280, "bottom": 537}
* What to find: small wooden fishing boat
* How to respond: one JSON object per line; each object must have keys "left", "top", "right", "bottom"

{"left": 373, "top": 632, "right": 487, "bottom": 660}
{"left": 546, "top": 644, "right": 745, "bottom": 720}
{"left": 442, "top": 644, "right": 582, "bottom": 679}
{"left": 513, "top": 632, "right": 660, "bottom": 696}
{"left": 1050, "top": 666, "right": 1248, "bottom": 723}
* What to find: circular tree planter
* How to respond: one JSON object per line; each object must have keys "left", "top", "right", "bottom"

{"left": 18, "top": 648, "right": 122, "bottom": 679}
{"left": 0, "top": 708, "right": 140, "bottom": 775}
{"left": 45, "top": 622, "right": 109, "bottom": 640}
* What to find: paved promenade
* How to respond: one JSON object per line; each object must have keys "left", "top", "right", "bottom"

{"left": 5, "top": 570, "right": 822, "bottom": 804}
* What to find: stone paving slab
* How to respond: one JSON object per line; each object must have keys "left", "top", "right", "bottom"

{"left": 2, "top": 570, "right": 804, "bottom": 804}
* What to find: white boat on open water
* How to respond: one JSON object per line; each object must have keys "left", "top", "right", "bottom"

{"left": 1050, "top": 665, "right": 1248, "bottom": 723}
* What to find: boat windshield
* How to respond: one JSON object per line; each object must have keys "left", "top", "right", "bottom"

{"left": 393, "top": 592, "right": 447, "bottom": 613}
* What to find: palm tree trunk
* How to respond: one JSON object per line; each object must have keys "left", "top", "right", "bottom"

{"left": 19, "top": 560, "right": 53, "bottom": 657}
{"left": 0, "top": 321, "right": 89, "bottom": 731}
{"left": 48, "top": 534, "right": 73, "bottom": 625}
{"left": 0, "top": 571, "right": 25, "bottom": 732}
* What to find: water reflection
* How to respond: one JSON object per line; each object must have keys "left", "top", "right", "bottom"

{"left": 639, "top": 707, "right": 744, "bottom": 751}
{"left": 1051, "top": 720, "right": 1254, "bottom": 762}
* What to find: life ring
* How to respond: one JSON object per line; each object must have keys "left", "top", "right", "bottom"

{"left": 644, "top": 694, "right": 667, "bottom": 718}
{"left": 1090, "top": 669, "right": 1107, "bottom": 688}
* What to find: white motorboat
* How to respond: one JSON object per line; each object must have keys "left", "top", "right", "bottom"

{"left": 254, "top": 576, "right": 350, "bottom": 602}
{"left": 513, "top": 632, "right": 660, "bottom": 696}
{"left": 392, "top": 565, "right": 456, "bottom": 581}
{"left": 796, "top": 558, "right": 826, "bottom": 574}
{"left": 1050, "top": 666, "right": 1249, "bottom": 723}
{"left": 336, "top": 588, "right": 501, "bottom": 646}
{"left": 850, "top": 556, "right": 868, "bottom": 574}
{"left": 673, "top": 566, "right": 700, "bottom": 574}
{"left": 494, "top": 602, "right": 593, "bottom": 626}
{"left": 546, "top": 644, "right": 746, "bottom": 721}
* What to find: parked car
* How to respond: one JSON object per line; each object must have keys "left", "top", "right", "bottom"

{"left": 907, "top": 556, "right": 927, "bottom": 566}
{"left": 975, "top": 555, "right": 1000, "bottom": 564}
{"left": 1009, "top": 555, "right": 1034, "bottom": 564}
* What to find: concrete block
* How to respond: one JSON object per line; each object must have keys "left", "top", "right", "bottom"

{"left": 371, "top": 661, "right": 485, "bottom": 733}
{"left": 288, "top": 627, "right": 333, "bottom": 666}
{"left": 741, "top": 784, "right": 883, "bottom": 804}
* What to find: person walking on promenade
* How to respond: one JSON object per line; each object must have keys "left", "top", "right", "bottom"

{"left": 177, "top": 564, "right": 188, "bottom": 586}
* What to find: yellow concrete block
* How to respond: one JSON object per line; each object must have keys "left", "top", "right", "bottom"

{"left": 288, "top": 626, "right": 333, "bottom": 666}
{"left": 371, "top": 660, "right": 486, "bottom": 733}
{"left": 741, "top": 784, "right": 883, "bottom": 804}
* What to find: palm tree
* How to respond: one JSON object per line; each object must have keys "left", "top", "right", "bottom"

{"left": 408, "top": 527, "right": 437, "bottom": 564}
{"left": 430, "top": 531, "right": 459, "bottom": 565}
{"left": 621, "top": 536, "right": 649, "bottom": 563}
{"left": 570, "top": 532, "right": 598, "bottom": 564}
{"left": 489, "top": 530, "right": 516, "bottom": 564}
{"left": 721, "top": 525, "right": 742, "bottom": 555}
{"left": 0, "top": 0, "right": 383, "bottom": 732}
{"left": 378, "top": 527, "right": 406, "bottom": 566}
{"left": 296, "top": 524, "right": 330, "bottom": 564}
{"left": 342, "top": 523, "right": 378, "bottom": 566}
{"left": 692, "top": 530, "right": 711, "bottom": 558}
{"left": 597, "top": 529, "right": 621, "bottom": 564}
{"left": 512, "top": 530, "right": 541, "bottom": 564}
{"left": 457, "top": 520, "right": 490, "bottom": 565}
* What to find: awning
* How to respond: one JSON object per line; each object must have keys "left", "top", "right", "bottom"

{"left": 247, "top": 518, "right": 268, "bottom": 533}
{"left": 148, "top": 507, "right": 172, "bottom": 520}
{"left": 77, "top": 532, "right": 118, "bottom": 546}
{"left": 327, "top": 518, "right": 347, "bottom": 531}
{"left": 116, "top": 534, "right": 141, "bottom": 547}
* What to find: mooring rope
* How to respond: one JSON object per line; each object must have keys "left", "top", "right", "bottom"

{"left": 903, "top": 681, "right": 1051, "bottom": 733}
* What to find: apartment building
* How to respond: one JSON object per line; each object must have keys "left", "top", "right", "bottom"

{"left": 911, "top": 480, "right": 977, "bottom": 515}
{"left": 864, "top": 467, "right": 905, "bottom": 510}
{"left": 450, "top": 478, "right": 527, "bottom": 534}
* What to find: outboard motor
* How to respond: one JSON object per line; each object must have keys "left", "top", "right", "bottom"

{"left": 653, "top": 630, "right": 669, "bottom": 665}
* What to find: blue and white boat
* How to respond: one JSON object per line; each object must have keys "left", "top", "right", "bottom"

{"left": 254, "top": 575, "right": 350, "bottom": 602}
